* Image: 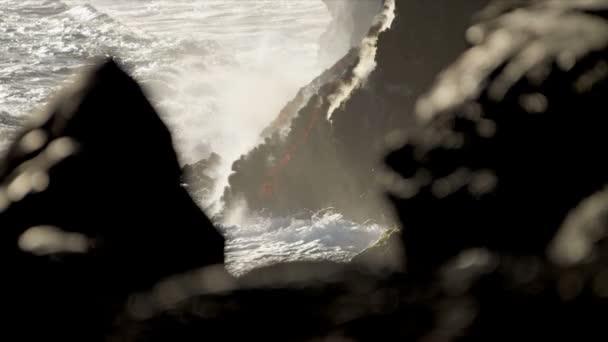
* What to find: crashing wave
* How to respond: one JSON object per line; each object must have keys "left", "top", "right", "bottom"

{"left": 221, "top": 208, "right": 385, "bottom": 275}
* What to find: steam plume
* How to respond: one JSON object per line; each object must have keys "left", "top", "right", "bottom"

{"left": 326, "top": 0, "right": 396, "bottom": 120}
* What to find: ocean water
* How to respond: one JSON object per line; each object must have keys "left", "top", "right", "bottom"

{"left": 0, "top": 0, "right": 386, "bottom": 275}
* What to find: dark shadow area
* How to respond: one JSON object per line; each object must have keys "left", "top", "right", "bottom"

{"left": 0, "top": 60, "right": 224, "bottom": 341}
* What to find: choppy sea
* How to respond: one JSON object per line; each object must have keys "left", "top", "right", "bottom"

{"left": 0, "top": 0, "right": 385, "bottom": 275}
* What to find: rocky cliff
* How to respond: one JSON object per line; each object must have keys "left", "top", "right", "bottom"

{"left": 222, "top": 0, "right": 491, "bottom": 225}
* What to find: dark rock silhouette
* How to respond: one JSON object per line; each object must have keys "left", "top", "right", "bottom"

{"left": 0, "top": 59, "right": 225, "bottom": 341}
{"left": 386, "top": 0, "right": 608, "bottom": 274}
{"left": 117, "top": 251, "right": 608, "bottom": 341}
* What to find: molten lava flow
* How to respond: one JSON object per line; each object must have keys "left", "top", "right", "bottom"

{"left": 258, "top": 103, "right": 324, "bottom": 201}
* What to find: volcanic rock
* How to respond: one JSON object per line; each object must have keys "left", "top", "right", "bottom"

{"left": 223, "top": 0, "right": 491, "bottom": 227}
{"left": 0, "top": 59, "right": 225, "bottom": 340}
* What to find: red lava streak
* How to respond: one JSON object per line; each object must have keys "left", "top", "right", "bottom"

{"left": 258, "top": 103, "right": 325, "bottom": 200}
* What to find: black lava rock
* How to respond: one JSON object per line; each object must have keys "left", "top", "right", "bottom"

{"left": 0, "top": 59, "right": 225, "bottom": 341}
{"left": 222, "top": 0, "right": 491, "bottom": 226}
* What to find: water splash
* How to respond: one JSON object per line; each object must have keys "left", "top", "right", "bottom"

{"left": 221, "top": 207, "right": 386, "bottom": 275}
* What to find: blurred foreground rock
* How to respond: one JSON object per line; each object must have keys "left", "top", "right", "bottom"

{"left": 386, "top": 0, "right": 608, "bottom": 273}
{"left": 0, "top": 60, "right": 225, "bottom": 341}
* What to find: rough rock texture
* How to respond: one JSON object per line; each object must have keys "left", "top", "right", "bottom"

{"left": 182, "top": 152, "right": 221, "bottom": 208}
{"left": 0, "top": 60, "right": 225, "bottom": 341}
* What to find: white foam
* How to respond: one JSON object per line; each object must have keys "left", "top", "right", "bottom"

{"left": 220, "top": 208, "right": 386, "bottom": 275}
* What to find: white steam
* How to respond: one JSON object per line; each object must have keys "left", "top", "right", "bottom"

{"left": 326, "top": 0, "right": 396, "bottom": 120}
{"left": 157, "top": 56, "right": 326, "bottom": 213}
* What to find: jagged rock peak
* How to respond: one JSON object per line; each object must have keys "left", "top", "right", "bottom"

{"left": 0, "top": 58, "right": 225, "bottom": 341}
